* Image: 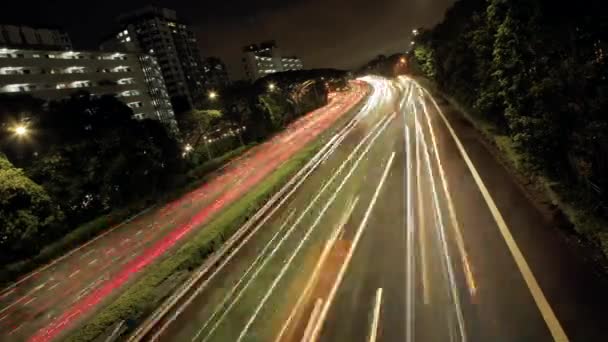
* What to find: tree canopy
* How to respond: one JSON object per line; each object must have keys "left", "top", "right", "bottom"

{"left": 412, "top": 0, "right": 608, "bottom": 204}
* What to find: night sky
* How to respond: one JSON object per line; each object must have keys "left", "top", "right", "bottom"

{"left": 0, "top": 0, "right": 455, "bottom": 80}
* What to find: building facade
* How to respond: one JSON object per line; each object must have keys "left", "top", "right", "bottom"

{"left": 0, "top": 47, "right": 175, "bottom": 126}
{"left": 242, "top": 41, "right": 303, "bottom": 81}
{"left": 0, "top": 24, "right": 72, "bottom": 50}
{"left": 101, "top": 7, "right": 207, "bottom": 111}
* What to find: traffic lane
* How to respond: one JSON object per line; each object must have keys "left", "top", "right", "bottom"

{"left": 275, "top": 109, "right": 398, "bottom": 342}
{"left": 429, "top": 92, "right": 608, "bottom": 341}
{"left": 154, "top": 94, "right": 382, "bottom": 342}
{"left": 412, "top": 87, "right": 556, "bottom": 341}
{"left": 413, "top": 113, "right": 467, "bottom": 342}
{"left": 317, "top": 112, "right": 406, "bottom": 342}
{"left": 270, "top": 89, "right": 400, "bottom": 342}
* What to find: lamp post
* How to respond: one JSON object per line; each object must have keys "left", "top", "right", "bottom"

{"left": 208, "top": 91, "right": 218, "bottom": 100}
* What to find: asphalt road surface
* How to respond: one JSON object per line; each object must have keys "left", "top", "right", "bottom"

{"left": 150, "top": 76, "right": 608, "bottom": 342}
{"left": 0, "top": 83, "right": 367, "bottom": 342}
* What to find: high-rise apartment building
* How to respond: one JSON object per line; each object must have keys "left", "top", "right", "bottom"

{"left": 0, "top": 24, "right": 72, "bottom": 50}
{"left": 242, "top": 41, "right": 303, "bottom": 81}
{"left": 101, "top": 6, "right": 207, "bottom": 111}
{"left": 0, "top": 47, "right": 175, "bottom": 126}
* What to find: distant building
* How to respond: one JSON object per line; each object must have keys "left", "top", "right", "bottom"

{"left": 0, "top": 24, "right": 72, "bottom": 50}
{"left": 101, "top": 6, "right": 207, "bottom": 111}
{"left": 242, "top": 41, "right": 303, "bottom": 81}
{"left": 0, "top": 47, "right": 175, "bottom": 127}
{"left": 203, "top": 57, "right": 229, "bottom": 89}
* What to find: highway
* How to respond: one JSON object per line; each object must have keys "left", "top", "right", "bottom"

{"left": 147, "top": 76, "right": 608, "bottom": 342}
{"left": 0, "top": 83, "right": 367, "bottom": 342}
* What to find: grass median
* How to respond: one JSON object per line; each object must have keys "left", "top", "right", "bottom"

{"left": 64, "top": 91, "right": 369, "bottom": 342}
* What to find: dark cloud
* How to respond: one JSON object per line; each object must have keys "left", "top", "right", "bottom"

{"left": 0, "top": 0, "right": 455, "bottom": 80}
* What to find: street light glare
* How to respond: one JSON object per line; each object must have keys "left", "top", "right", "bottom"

{"left": 208, "top": 91, "right": 218, "bottom": 100}
{"left": 268, "top": 83, "right": 276, "bottom": 91}
{"left": 14, "top": 125, "right": 28, "bottom": 136}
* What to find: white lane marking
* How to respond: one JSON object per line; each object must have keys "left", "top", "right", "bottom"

{"left": 235, "top": 120, "right": 395, "bottom": 342}
{"left": 418, "top": 116, "right": 467, "bottom": 341}
{"left": 89, "top": 258, "right": 98, "bottom": 266}
{"left": 418, "top": 89, "right": 477, "bottom": 297}
{"left": 69, "top": 269, "right": 80, "bottom": 279}
{"left": 121, "top": 238, "right": 131, "bottom": 246}
{"left": 105, "top": 248, "right": 115, "bottom": 255}
{"left": 0, "top": 314, "right": 9, "bottom": 322}
{"left": 416, "top": 79, "right": 570, "bottom": 342}
{"left": 0, "top": 279, "right": 50, "bottom": 315}
{"left": 48, "top": 282, "right": 60, "bottom": 291}
{"left": 301, "top": 298, "right": 324, "bottom": 342}
{"left": 143, "top": 109, "right": 375, "bottom": 342}
{"left": 191, "top": 210, "right": 296, "bottom": 342}
{"left": 404, "top": 124, "right": 415, "bottom": 342}
{"left": 310, "top": 152, "right": 396, "bottom": 341}
{"left": 23, "top": 297, "right": 37, "bottom": 306}
{"left": 8, "top": 322, "right": 23, "bottom": 335}
{"left": 80, "top": 249, "right": 96, "bottom": 260}
{"left": 136, "top": 230, "right": 143, "bottom": 236}
{"left": 274, "top": 197, "right": 359, "bottom": 342}
{"left": 368, "top": 288, "right": 384, "bottom": 342}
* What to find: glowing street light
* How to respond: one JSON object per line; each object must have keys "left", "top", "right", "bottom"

{"left": 268, "top": 83, "right": 276, "bottom": 92}
{"left": 208, "top": 91, "right": 218, "bottom": 100}
{"left": 400, "top": 57, "right": 407, "bottom": 64}
{"left": 13, "top": 124, "right": 28, "bottom": 137}
{"left": 412, "top": 28, "right": 419, "bottom": 36}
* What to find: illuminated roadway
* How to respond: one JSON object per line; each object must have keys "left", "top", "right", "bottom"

{"left": 0, "top": 82, "right": 367, "bottom": 342}
{"left": 148, "top": 76, "right": 608, "bottom": 342}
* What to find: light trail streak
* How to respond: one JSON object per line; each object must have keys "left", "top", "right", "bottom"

{"left": 235, "top": 116, "right": 394, "bottom": 342}
{"left": 309, "top": 152, "right": 396, "bottom": 342}
{"left": 417, "top": 116, "right": 467, "bottom": 342}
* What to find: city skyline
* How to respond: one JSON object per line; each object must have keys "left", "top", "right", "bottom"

{"left": 0, "top": 0, "right": 455, "bottom": 80}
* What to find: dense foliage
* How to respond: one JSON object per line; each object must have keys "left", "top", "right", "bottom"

{"left": 176, "top": 70, "right": 335, "bottom": 161}
{"left": 0, "top": 92, "right": 183, "bottom": 262}
{"left": 412, "top": 0, "right": 608, "bottom": 217}
{"left": 0, "top": 154, "right": 60, "bottom": 260}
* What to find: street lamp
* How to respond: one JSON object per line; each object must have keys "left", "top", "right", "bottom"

{"left": 13, "top": 124, "right": 28, "bottom": 137}
{"left": 268, "top": 83, "right": 276, "bottom": 92}
{"left": 184, "top": 144, "right": 193, "bottom": 153}
{"left": 412, "top": 28, "right": 419, "bottom": 36}
{"left": 208, "top": 91, "right": 218, "bottom": 100}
